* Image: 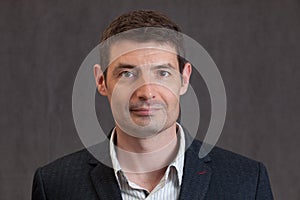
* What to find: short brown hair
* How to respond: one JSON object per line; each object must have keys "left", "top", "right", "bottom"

{"left": 99, "top": 10, "right": 186, "bottom": 75}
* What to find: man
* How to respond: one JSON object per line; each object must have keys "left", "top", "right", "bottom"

{"left": 32, "top": 10, "right": 273, "bottom": 199}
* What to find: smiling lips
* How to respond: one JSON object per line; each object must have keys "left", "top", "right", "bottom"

{"left": 130, "top": 107, "right": 161, "bottom": 116}
{"left": 130, "top": 104, "right": 164, "bottom": 116}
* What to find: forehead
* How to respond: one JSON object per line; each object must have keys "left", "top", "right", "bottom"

{"left": 109, "top": 40, "right": 178, "bottom": 67}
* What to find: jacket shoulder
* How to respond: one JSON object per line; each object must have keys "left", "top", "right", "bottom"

{"left": 190, "top": 140, "right": 273, "bottom": 198}
{"left": 191, "top": 139, "right": 262, "bottom": 169}
{"left": 40, "top": 148, "right": 93, "bottom": 172}
{"left": 33, "top": 149, "right": 100, "bottom": 200}
{"left": 209, "top": 143, "right": 263, "bottom": 174}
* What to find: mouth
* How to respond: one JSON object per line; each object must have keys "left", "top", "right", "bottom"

{"left": 129, "top": 105, "right": 163, "bottom": 116}
{"left": 129, "top": 103, "right": 164, "bottom": 117}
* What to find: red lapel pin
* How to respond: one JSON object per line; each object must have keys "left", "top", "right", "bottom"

{"left": 197, "top": 170, "right": 207, "bottom": 175}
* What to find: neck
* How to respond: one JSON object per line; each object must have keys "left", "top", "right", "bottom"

{"left": 114, "top": 123, "right": 179, "bottom": 173}
{"left": 115, "top": 124, "right": 177, "bottom": 153}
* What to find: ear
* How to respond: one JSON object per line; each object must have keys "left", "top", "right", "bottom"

{"left": 93, "top": 64, "right": 108, "bottom": 96}
{"left": 179, "top": 62, "right": 192, "bottom": 95}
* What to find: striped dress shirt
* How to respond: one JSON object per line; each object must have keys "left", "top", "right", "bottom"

{"left": 109, "top": 123, "right": 186, "bottom": 200}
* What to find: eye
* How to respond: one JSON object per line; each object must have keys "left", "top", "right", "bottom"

{"left": 159, "top": 70, "right": 171, "bottom": 77}
{"left": 120, "top": 71, "right": 135, "bottom": 78}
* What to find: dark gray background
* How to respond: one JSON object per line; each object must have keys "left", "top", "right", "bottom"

{"left": 1, "top": 0, "right": 299, "bottom": 199}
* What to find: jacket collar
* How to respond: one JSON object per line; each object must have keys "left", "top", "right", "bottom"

{"left": 89, "top": 163, "right": 123, "bottom": 200}
{"left": 87, "top": 128, "right": 212, "bottom": 200}
{"left": 88, "top": 139, "right": 123, "bottom": 200}
{"left": 179, "top": 132, "right": 212, "bottom": 200}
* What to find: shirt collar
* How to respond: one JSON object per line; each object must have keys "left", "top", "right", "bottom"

{"left": 109, "top": 122, "right": 186, "bottom": 186}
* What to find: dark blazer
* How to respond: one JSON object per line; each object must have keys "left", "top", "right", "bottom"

{"left": 32, "top": 133, "right": 273, "bottom": 200}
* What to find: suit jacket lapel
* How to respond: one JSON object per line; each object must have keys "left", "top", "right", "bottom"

{"left": 88, "top": 140, "right": 123, "bottom": 200}
{"left": 179, "top": 134, "right": 212, "bottom": 200}
{"left": 86, "top": 130, "right": 212, "bottom": 200}
{"left": 90, "top": 162, "right": 123, "bottom": 200}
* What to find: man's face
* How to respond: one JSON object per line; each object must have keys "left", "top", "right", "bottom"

{"left": 95, "top": 40, "right": 191, "bottom": 137}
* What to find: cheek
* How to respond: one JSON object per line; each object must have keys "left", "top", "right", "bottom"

{"left": 109, "top": 83, "right": 136, "bottom": 110}
{"left": 162, "top": 90, "right": 180, "bottom": 108}
{"left": 107, "top": 80, "right": 129, "bottom": 97}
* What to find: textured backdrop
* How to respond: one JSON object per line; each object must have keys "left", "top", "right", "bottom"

{"left": 1, "top": 0, "right": 300, "bottom": 199}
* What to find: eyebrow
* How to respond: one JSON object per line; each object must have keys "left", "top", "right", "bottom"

{"left": 114, "top": 63, "right": 137, "bottom": 69}
{"left": 151, "top": 63, "right": 177, "bottom": 70}
{"left": 111, "top": 63, "right": 177, "bottom": 76}
{"left": 112, "top": 63, "right": 137, "bottom": 76}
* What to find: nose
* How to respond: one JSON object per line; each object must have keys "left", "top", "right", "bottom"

{"left": 134, "top": 84, "right": 156, "bottom": 101}
{"left": 132, "top": 71, "right": 157, "bottom": 101}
